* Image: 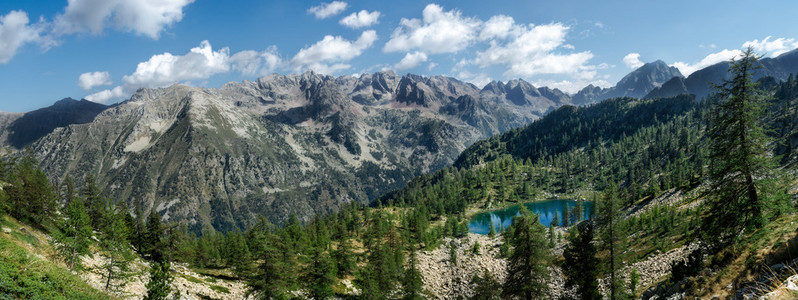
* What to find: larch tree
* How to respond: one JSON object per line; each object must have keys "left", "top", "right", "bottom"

{"left": 701, "top": 47, "right": 774, "bottom": 250}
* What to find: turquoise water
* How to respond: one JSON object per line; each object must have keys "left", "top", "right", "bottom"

{"left": 468, "top": 199, "right": 593, "bottom": 234}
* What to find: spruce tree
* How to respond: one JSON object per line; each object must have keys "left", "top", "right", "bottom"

{"left": 701, "top": 47, "right": 773, "bottom": 250}
{"left": 561, "top": 221, "right": 600, "bottom": 300}
{"left": 502, "top": 206, "right": 550, "bottom": 299}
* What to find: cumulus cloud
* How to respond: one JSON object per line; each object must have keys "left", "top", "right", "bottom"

{"left": 479, "top": 15, "right": 514, "bottom": 41}
{"left": 86, "top": 40, "right": 234, "bottom": 103}
{"left": 623, "top": 53, "right": 644, "bottom": 69}
{"left": 0, "top": 10, "right": 47, "bottom": 64}
{"left": 53, "top": 0, "right": 194, "bottom": 39}
{"left": 743, "top": 36, "right": 798, "bottom": 57}
{"left": 78, "top": 71, "right": 112, "bottom": 90}
{"left": 308, "top": 1, "right": 348, "bottom": 19}
{"left": 671, "top": 48, "right": 743, "bottom": 76}
{"left": 339, "top": 10, "right": 380, "bottom": 28}
{"left": 291, "top": 30, "right": 377, "bottom": 73}
{"left": 472, "top": 22, "right": 595, "bottom": 78}
{"left": 394, "top": 51, "right": 427, "bottom": 70}
{"left": 122, "top": 40, "right": 229, "bottom": 88}
{"left": 383, "top": 4, "right": 480, "bottom": 53}
{"left": 85, "top": 86, "right": 124, "bottom": 103}
{"left": 230, "top": 46, "right": 282, "bottom": 77}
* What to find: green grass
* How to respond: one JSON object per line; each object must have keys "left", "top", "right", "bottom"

{"left": 209, "top": 285, "right": 230, "bottom": 294}
{"left": 0, "top": 216, "right": 111, "bottom": 300}
{"left": 181, "top": 274, "right": 204, "bottom": 284}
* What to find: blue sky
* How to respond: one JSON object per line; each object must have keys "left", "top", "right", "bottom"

{"left": 0, "top": 0, "right": 796, "bottom": 112}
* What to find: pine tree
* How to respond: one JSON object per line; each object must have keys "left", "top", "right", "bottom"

{"left": 701, "top": 47, "right": 773, "bottom": 250}
{"left": 145, "top": 261, "right": 173, "bottom": 300}
{"left": 54, "top": 197, "right": 93, "bottom": 269}
{"left": 561, "top": 221, "right": 600, "bottom": 300}
{"left": 502, "top": 206, "right": 551, "bottom": 299}
{"left": 596, "top": 184, "right": 626, "bottom": 300}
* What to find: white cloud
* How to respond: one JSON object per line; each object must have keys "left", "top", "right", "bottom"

{"left": 123, "top": 40, "right": 229, "bottom": 88}
{"left": 427, "top": 62, "right": 438, "bottom": 71}
{"left": 230, "top": 46, "right": 282, "bottom": 77}
{"left": 479, "top": 15, "right": 514, "bottom": 41}
{"left": 308, "top": 1, "right": 348, "bottom": 19}
{"left": 623, "top": 53, "right": 644, "bottom": 69}
{"left": 78, "top": 71, "right": 112, "bottom": 90}
{"left": 671, "top": 48, "right": 743, "bottom": 76}
{"left": 383, "top": 4, "right": 480, "bottom": 54}
{"left": 85, "top": 86, "right": 124, "bottom": 103}
{"left": 394, "top": 51, "right": 427, "bottom": 70}
{"left": 339, "top": 10, "right": 380, "bottom": 28}
{"left": 53, "top": 0, "right": 194, "bottom": 39}
{"left": 532, "top": 79, "right": 612, "bottom": 94}
{"left": 456, "top": 70, "right": 492, "bottom": 88}
{"left": 0, "top": 10, "right": 47, "bottom": 64}
{"left": 86, "top": 40, "right": 232, "bottom": 102}
{"left": 291, "top": 30, "right": 377, "bottom": 73}
{"left": 473, "top": 22, "right": 595, "bottom": 78}
{"left": 743, "top": 36, "right": 798, "bottom": 57}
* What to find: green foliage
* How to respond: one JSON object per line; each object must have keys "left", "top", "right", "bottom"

{"left": 562, "top": 222, "right": 600, "bottom": 300}
{"left": 53, "top": 198, "right": 93, "bottom": 270}
{"left": 0, "top": 230, "right": 110, "bottom": 299}
{"left": 630, "top": 269, "right": 640, "bottom": 296}
{"left": 304, "top": 248, "right": 336, "bottom": 300}
{"left": 596, "top": 184, "right": 626, "bottom": 300}
{"left": 701, "top": 48, "right": 775, "bottom": 250}
{"left": 145, "top": 262, "right": 173, "bottom": 300}
{"left": 470, "top": 269, "right": 502, "bottom": 300}
{"left": 502, "top": 206, "right": 551, "bottom": 299}
{"left": 402, "top": 250, "right": 425, "bottom": 300}
{"left": 100, "top": 206, "right": 136, "bottom": 292}
{"left": 145, "top": 210, "right": 165, "bottom": 262}
{"left": 4, "top": 150, "right": 57, "bottom": 225}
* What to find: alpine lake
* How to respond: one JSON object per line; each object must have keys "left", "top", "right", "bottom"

{"left": 468, "top": 199, "right": 593, "bottom": 235}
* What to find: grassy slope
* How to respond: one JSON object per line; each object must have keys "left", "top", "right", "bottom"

{"left": 0, "top": 215, "right": 112, "bottom": 299}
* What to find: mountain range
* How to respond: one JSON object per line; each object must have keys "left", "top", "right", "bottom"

{"left": 1, "top": 51, "right": 796, "bottom": 231}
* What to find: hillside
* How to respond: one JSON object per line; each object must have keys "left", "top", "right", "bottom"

{"left": 26, "top": 71, "right": 564, "bottom": 231}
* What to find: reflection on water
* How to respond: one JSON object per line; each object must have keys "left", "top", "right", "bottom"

{"left": 468, "top": 199, "right": 593, "bottom": 235}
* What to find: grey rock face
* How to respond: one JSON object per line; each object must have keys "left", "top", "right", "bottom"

{"left": 25, "top": 72, "right": 568, "bottom": 231}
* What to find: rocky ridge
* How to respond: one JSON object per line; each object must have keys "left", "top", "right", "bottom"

{"left": 27, "top": 71, "right": 567, "bottom": 231}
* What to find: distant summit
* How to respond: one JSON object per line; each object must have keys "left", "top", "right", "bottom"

{"left": 573, "top": 60, "right": 683, "bottom": 105}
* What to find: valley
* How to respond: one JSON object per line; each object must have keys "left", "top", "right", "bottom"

{"left": 1, "top": 20, "right": 798, "bottom": 300}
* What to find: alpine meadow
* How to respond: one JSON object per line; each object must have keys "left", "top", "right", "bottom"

{"left": 1, "top": 1, "right": 798, "bottom": 299}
